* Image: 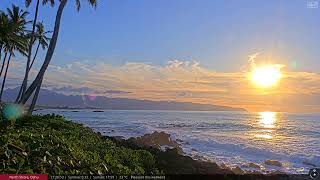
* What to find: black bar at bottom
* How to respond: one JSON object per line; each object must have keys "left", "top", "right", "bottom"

{"left": 49, "top": 174, "right": 310, "bottom": 180}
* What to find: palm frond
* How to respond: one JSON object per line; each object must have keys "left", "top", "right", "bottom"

{"left": 76, "top": 0, "right": 97, "bottom": 11}
{"left": 25, "top": 0, "right": 32, "bottom": 7}
{"left": 88, "top": 0, "right": 97, "bottom": 8}
{"left": 42, "top": 0, "right": 55, "bottom": 7}
{"left": 76, "top": 0, "right": 81, "bottom": 11}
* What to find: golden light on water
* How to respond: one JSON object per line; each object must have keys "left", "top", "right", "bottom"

{"left": 254, "top": 112, "right": 278, "bottom": 139}
{"left": 250, "top": 65, "right": 282, "bottom": 88}
{"left": 255, "top": 134, "right": 273, "bottom": 139}
{"left": 259, "top": 111, "right": 276, "bottom": 128}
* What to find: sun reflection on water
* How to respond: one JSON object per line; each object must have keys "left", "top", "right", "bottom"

{"left": 254, "top": 112, "right": 278, "bottom": 139}
{"left": 255, "top": 134, "right": 273, "bottom": 139}
{"left": 259, "top": 112, "right": 276, "bottom": 128}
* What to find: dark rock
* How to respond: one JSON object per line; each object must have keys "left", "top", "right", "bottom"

{"left": 192, "top": 154, "right": 203, "bottom": 160}
{"left": 104, "top": 133, "right": 234, "bottom": 175}
{"left": 220, "top": 163, "right": 228, "bottom": 169}
{"left": 129, "top": 131, "right": 181, "bottom": 150}
{"left": 158, "top": 148, "right": 233, "bottom": 174}
{"left": 270, "top": 170, "right": 286, "bottom": 174}
{"left": 113, "top": 136, "right": 125, "bottom": 141}
{"left": 264, "top": 160, "right": 283, "bottom": 167}
{"left": 246, "top": 170, "right": 262, "bottom": 174}
{"left": 232, "top": 167, "right": 244, "bottom": 174}
{"left": 92, "top": 110, "right": 104, "bottom": 112}
{"left": 105, "top": 136, "right": 125, "bottom": 142}
{"left": 247, "top": 162, "right": 261, "bottom": 169}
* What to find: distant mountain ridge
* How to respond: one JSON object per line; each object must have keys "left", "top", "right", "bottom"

{"left": 3, "top": 88, "right": 245, "bottom": 111}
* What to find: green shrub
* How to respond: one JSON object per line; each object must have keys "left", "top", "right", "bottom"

{"left": 0, "top": 114, "right": 162, "bottom": 175}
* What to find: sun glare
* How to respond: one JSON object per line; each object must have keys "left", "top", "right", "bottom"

{"left": 254, "top": 112, "right": 278, "bottom": 139}
{"left": 251, "top": 65, "right": 282, "bottom": 88}
{"left": 259, "top": 111, "right": 276, "bottom": 128}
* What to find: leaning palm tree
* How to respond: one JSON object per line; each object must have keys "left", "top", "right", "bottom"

{"left": 0, "top": 5, "right": 29, "bottom": 101}
{"left": 20, "top": 0, "right": 56, "bottom": 98}
{"left": 18, "top": 0, "right": 97, "bottom": 114}
{"left": 15, "top": 22, "right": 51, "bottom": 102}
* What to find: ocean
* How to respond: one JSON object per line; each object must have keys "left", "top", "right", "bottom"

{"left": 36, "top": 109, "right": 320, "bottom": 174}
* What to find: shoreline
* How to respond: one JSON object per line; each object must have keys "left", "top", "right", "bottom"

{"left": 33, "top": 109, "right": 318, "bottom": 175}
{"left": 0, "top": 114, "right": 310, "bottom": 179}
{"left": 102, "top": 131, "right": 291, "bottom": 175}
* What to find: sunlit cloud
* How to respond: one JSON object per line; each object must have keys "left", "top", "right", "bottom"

{"left": 5, "top": 57, "right": 320, "bottom": 112}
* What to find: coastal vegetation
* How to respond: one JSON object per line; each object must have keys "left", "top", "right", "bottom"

{"left": 0, "top": 114, "right": 161, "bottom": 174}
{"left": 0, "top": 114, "right": 294, "bottom": 178}
{"left": 0, "top": 114, "right": 233, "bottom": 175}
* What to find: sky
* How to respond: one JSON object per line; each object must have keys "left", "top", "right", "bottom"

{"left": 1, "top": 0, "right": 320, "bottom": 112}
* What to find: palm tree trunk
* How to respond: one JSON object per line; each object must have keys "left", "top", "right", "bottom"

{"left": 27, "top": 42, "right": 41, "bottom": 113}
{"left": 15, "top": 42, "right": 40, "bottom": 103}
{"left": 29, "top": 42, "right": 40, "bottom": 71}
{"left": 19, "top": 0, "right": 67, "bottom": 105}
{"left": 0, "top": 52, "right": 8, "bottom": 78}
{"left": 0, "top": 53, "right": 12, "bottom": 101}
{"left": 18, "top": 0, "right": 40, "bottom": 102}
{"left": 0, "top": 46, "right": 2, "bottom": 66}
{"left": 15, "top": 84, "right": 23, "bottom": 103}
{"left": 28, "top": 76, "right": 42, "bottom": 114}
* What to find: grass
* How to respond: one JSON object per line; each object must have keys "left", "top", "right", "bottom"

{"left": 0, "top": 114, "right": 162, "bottom": 175}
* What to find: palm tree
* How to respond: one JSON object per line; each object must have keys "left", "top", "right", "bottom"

{"left": 0, "top": 12, "right": 6, "bottom": 62}
{"left": 0, "top": 5, "right": 29, "bottom": 101}
{"left": 15, "top": 22, "right": 51, "bottom": 102}
{"left": 20, "top": 0, "right": 56, "bottom": 98}
{"left": 19, "top": 0, "right": 97, "bottom": 114}
{"left": 29, "top": 22, "right": 51, "bottom": 70}
{"left": 5, "top": 5, "right": 29, "bottom": 56}
{"left": 0, "top": 12, "right": 10, "bottom": 79}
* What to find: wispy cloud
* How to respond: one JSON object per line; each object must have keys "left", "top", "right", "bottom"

{"left": 6, "top": 58, "right": 320, "bottom": 112}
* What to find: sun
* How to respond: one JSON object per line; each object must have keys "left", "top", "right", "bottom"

{"left": 251, "top": 65, "right": 282, "bottom": 88}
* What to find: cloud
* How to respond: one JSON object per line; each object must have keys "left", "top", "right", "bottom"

{"left": 5, "top": 58, "right": 320, "bottom": 112}
{"left": 102, "top": 90, "right": 132, "bottom": 94}
{"left": 52, "top": 86, "right": 93, "bottom": 94}
{"left": 51, "top": 86, "right": 132, "bottom": 95}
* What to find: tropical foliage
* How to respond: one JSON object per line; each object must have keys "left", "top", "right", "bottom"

{"left": 0, "top": 5, "right": 29, "bottom": 101}
{"left": 0, "top": 114, "right": 162, "bottom": 174}
{"left": 0, "top": 4, "right": 50, "bottom": 111}
{"left": 0, "top": 0, "right": 97, "bottom": 113}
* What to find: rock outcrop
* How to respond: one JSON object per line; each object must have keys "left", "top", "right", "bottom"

{"left": 127, "top": 131, "right": 183, "bottom": 153}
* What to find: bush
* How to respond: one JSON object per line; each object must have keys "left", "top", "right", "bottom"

{"left": 0, "top": 114, "right": 162, "bottom": 175}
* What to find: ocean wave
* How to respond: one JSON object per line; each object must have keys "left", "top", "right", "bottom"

{"left": 175, "top": 136, "right": 320, "bottom": 173}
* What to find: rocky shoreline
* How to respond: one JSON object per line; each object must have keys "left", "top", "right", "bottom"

{"left": 103, "top": 131, "right": 304, "bottom": 178}
{"left": 104, "top": 131, "right": 233, "bottom": 175}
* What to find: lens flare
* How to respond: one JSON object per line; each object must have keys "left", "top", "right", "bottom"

{"left": 88, "top": 95, "right": 97, "bottom": 101}
{"left": 2, "top": 103, "right": 25, "bottom": 120}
